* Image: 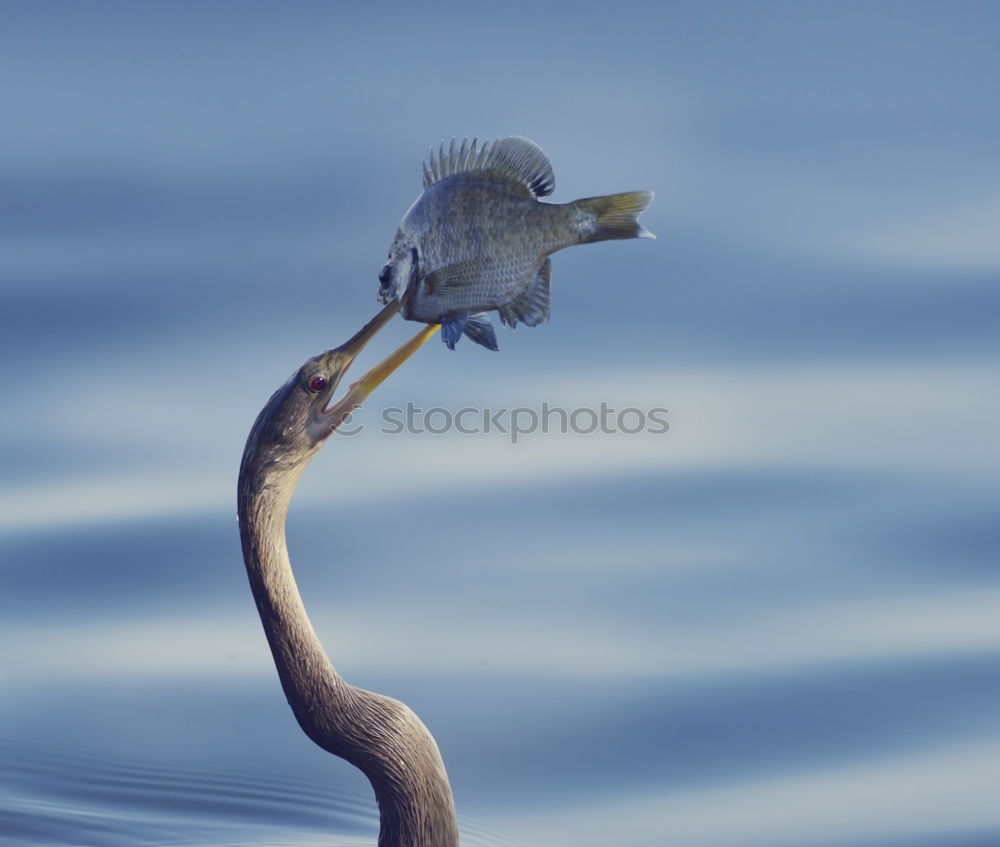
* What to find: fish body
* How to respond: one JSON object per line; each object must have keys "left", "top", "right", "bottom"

{"left": 378, "top": 136, "right": 654, "bottom": 349}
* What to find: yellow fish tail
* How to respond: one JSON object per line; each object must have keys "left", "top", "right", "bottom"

{"left": 575, "top": 191, "right": 656, "bottom": 243}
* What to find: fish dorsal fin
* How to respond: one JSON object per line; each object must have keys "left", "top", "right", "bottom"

{"left": 422, "top": 136, "right": 555, "bottom": 197}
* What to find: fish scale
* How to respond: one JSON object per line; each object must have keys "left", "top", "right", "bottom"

{"left": 378, "top": 136, "right": 654, "bottom": 350}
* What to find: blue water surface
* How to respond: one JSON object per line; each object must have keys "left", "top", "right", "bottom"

{"left": 2, "top": 3, "right": 999, "bottom": 846}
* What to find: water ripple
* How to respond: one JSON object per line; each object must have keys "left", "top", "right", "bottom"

{"left": 0, "top": 742, "right": 522, "bottom": 847}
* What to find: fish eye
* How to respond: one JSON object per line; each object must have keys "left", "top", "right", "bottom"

{"left": 307, "top": 372, "right": 328, "bottom": 393}
{"left": 378, "top": 264, "right": 392, "bottom": 285}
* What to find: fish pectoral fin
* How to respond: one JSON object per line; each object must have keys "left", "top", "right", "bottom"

{"left": 505, "top": 257, "right": 552, "bottom": 328}
{"left": 440, "top": 312, "right": 470, "bottom": 350}
{"left": 422, "top": 258, "right": 486, "bottom": 296}
{"left": 462, "top": 313, "right": 499, "bottom": 351}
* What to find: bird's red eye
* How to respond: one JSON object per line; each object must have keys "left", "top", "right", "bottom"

{"left": 308, "top": 373, "right": 328, "bottom": 393}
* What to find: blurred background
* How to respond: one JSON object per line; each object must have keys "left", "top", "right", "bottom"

{"left": 1, "top": 2, "right": 998, "bottom": 846}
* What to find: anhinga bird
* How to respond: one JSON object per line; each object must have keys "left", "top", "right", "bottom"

{"left": 237, "top": 301, "right": 457, "bottom": 847}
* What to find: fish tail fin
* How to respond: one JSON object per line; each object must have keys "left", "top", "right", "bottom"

{"left": 574, "top": 191, "right": 656, "bottom": 243}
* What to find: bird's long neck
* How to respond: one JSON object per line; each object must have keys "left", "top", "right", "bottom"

{"left": 237, "top": 456, "right": 459, "bottom": 847}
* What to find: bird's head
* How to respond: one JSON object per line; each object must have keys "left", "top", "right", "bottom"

{"left": 242, "top": 301, "right": 437, "bottom": 477}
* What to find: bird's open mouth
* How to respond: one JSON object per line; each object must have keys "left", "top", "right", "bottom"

{"left": 319, "top": 300, "right": 439, "bottom": 437}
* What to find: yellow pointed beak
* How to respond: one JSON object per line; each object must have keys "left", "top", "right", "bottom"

{"left": 324, "top": 302, "right": 440, "bottom": 434}
{"left": 335, "top": 299, "right": 403, "bottom": 359}
{"left": 336, "top": 323, "right": 440, "bottom": 412}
